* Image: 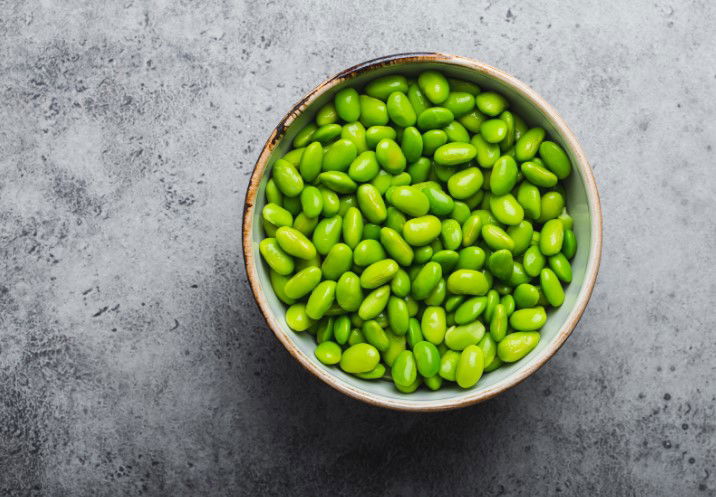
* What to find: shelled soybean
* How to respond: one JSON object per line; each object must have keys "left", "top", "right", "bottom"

{"left": 260, "top": 70, "right": 577, "bottom": 393}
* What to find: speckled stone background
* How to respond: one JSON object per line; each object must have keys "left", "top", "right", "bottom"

{"left": 1, "top": 1, "right": 714, "bottom": 495}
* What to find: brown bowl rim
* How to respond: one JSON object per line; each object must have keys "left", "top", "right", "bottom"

{"left": 242, "top": 52, "right": 603, "bottom": 412}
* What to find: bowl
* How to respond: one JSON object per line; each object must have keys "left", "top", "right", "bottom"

{"left": 242, "top": 52, "right": 602, "bottom": 411}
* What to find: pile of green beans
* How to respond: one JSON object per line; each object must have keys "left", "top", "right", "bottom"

{"left": 259, "top": 70, "right": 577, "bottom": 393}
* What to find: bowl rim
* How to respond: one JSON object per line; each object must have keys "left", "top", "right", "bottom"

{"left": 242, "top": 52, "right": 603, "bottom": 411}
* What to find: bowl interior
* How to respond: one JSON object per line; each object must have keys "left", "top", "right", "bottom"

{"left": 246, "top": 57, "right": 598, "bottom": 409}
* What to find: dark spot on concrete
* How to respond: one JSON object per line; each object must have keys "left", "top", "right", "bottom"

{"left": 682, "top": 423, "right": 689, "bottom": 430}
{"left": 92, "top": 306, "right": 109, "bottom": 317}
{"left": 664, "top": 393, "right": 671, "bottom": 401}
{"left": 663, "top": 440, "right": 672, "bottom": 449}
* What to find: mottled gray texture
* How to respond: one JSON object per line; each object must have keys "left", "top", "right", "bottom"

{"left": 0, "top": 0, "right": 714, "bottom": 495}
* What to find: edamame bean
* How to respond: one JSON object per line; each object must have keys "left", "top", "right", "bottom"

{"left": 488, "top": 249, "right": 514, "bottom": 281}
{"left": 334, "top": 315, "right": 351, "bottom": 345}
{"left": 360, "top": 95, "right": 389, "bottom": 127}
{"left": 388, "top": 186, "right": 430, "bottom": 217}
{"left": 356, "top": 184, "right": 387, "bottom": 224}
{"left": 342, "top": 207, "right": 363, "bottom": 249}
{"left": 447, "top": 270, "right": 489, "bottom": 295}
{"left": 422, "top": 129, "right": 448, "bottom": 155}
{"left": 353, "top": 239, "right": 386, "bottom": 266}
{"left": 430, "top": 250, "right": 459, "bottom": 273}
{"left": 562, "top": 229, "right": 577, "bottom": 259}
{"left": 387, "top": 91, "right": 417, "bottom": 127}
{"left": 515, "top": 127, "right": 545, "bottom": 161}
{"left": 285, "top": 266, "right": 323, "bottom": 299}
{"left": 549, "top": 253, "right": 573, "bottom": 283}
{"left": 539, "top": 141, "right": 572, "bottom": 179}
{"left": 407, "top": 317, "right": 423, "bottom": 348}
{"left": 366, "top": 75, "right": 409, "bottom": 100}
{"left": 263, "top": 203, "right": 294, "bottom": 228}
{"left": 455, "top": 296, "right": 487, "bottom": 324}
{"left": 480, "top": 119, "right": 507, "bottom": 143}
{"left": 439, "top": 350, "right": 460, "bottom": 381}
{"left": 380, "top": 331, "right": 405, "bottom": 366}
{"left": 286, "top": 303, "right": 314, "bottom": 332}
{"left": 540, "top": 219, "right": 564, "bottom": 256}
{"left": 521, "top": 161, "right": 558, "bottom": 187}
{"left": 269, "top": 269, "right": 296, "bottom": 305}
{"left": 523, "top": 245, "right": 546, "bottom": 277}
{"left": 315, "top": 341, "right": 342, "bottom": 365}
{"left": 471, "top": 135, "right": 501, "bottom": 167}
{"left": 434, "top": 143, "right": 477, "bottom": 166}
{"left": 456, "top": 345, "right": 484, "bottom": 388}
{"left": 366, "top": 125, "right": 397, "bottom": 148}
{"left": 311, "top": 217, "right": 342, "bottom": 255}
{"left": 509, "top": 306, "right": 547, "bottom": 331}
{"left": 540, "top": 268, "right": 565, "bottom": 307}
{"left": 401, "top": 126, "right": 424, "bottom": 162}
{"left": 361, "top": 259, "right": 399, "bottom": 289}
{"left": 311, "top": 123, "right": 342, "bottom": 143}
{"left": 421, "top": 306, "right": 447, "bottom": 344}
{"left": 440, "top": 219, "right": 463, "bottom": 250}
{"left": 445, "top": 320, "right": 485, "bottom": 350}
{"left": 475, "top": 92, "right": 508, "bottom": 116}
{"left": 447, "top": 167, "right": 483, "bottom": 199}
{"left": 443, "top": 120, "right": 471, "bottom": 143}
{"left": 356, "top": 363, "right": 386, "bottom": 380}
{"left": 293, "top": 123, "right": 317, "bottom": 148}
{"left": 402, "top": 215, "right": 442, "bottom": 246}
{"left": 417, "top": 107, "right": 455, "bottom": 130}
{"left": 459, "top": 109, "right": 487, "bottom": 133}
{"left": 272, "top": 159, "right": 304, "bottom": 197}
{"left": 390, "top": 269, "right": 411, "bottom": 298}
{"left": 380, "top": 227, "right": 414, "bottom": 266}
{"left": 457, "top": 246, "right": 486, "bottom": 271}
{"left": 489, "top": 303, "right": 508, "bottom": 342}
{"left": 362, "top": 320, "right": 390, "bottom": 351}
{"left": 321, "top": 244, "right": 353, "bottom": 280}
{"left": 336, "top": 271, "right": 363, "bottom": 311}
{"left": 490, "top": 193, "right": 525, "bottom": 225}
{"left": 335, "top": 87, "right": 361, "bottom": 122}
{"left": 358, "top": 285, "right": 391, "bottom": 320}
{"left": 497, "top": 332, "right": 540, "bottom": 362}
{"left": 481, "top": 224, "right": 514, "bottom": 251}
{"left": 513, "top": 284, "right": 540, "bottom": 308}
{"left": 387, "top": 296, "right": 410, "bottom": 335}
{"left": 340, "top": 343, "right": 381, "bottom": 373}
{"left": 451, "top": 201, "right": 471, "bottom": 224}
{"left": 391, "top": 350, "right": 418, "bottom": 387}
{"left": 418, "top": 70, "right": 450, "bottom": 104}
{"left": 260, "top": 238, "right": 294, "bottom": 275}
{"left": 305, "top": 280, "right": 336, "bottom": 320}
{"left": 507, "top": 221, "right": 534, "bottom": 256}
{"left": 411, "top": 262, "right": 443, "bottom": 300}
{"left": 413, "top": 341, "right": 441, "bottom": 377}
{"left": 443, "top": 91, "right": 475, "bottom": 117}
{"left": 490, "top": 156, "right": 518, "bottom": 195}
{"left": 538, "top": 191, "right": 565, "bottom": 223}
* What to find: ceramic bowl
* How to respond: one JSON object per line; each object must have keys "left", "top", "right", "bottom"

{"left": 242, "top": 52, "right": 602, "bottom": 411}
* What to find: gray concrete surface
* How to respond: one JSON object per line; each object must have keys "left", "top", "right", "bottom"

{"left": 1, "top": 1, "right": 715, "bottom": 495}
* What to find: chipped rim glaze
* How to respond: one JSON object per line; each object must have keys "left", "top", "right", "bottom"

{"left": 242, "top": 52, "right": 602, "bottom": 411}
